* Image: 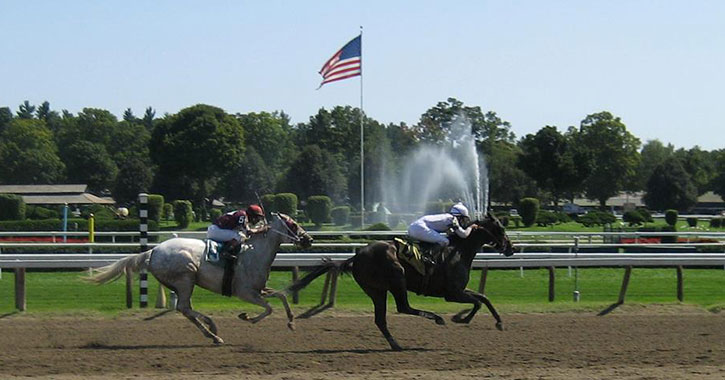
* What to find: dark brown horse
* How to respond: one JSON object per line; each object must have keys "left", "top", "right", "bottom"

{"left": 288, "top": 212, "right": 514, "bottom": 350}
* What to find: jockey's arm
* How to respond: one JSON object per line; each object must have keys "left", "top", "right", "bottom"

{"left": 451, "top": 217, "right": 475, "bottom": 238}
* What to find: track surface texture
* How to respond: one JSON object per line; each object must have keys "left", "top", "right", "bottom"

{"left": 1, "top": 305, "right": 724, "bottom": 379}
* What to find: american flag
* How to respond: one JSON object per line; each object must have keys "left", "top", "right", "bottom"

{"left": 318, "top": 35, "right": 361, "bottom": 88}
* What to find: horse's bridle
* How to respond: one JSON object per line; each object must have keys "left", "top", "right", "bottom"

{"left": 267, "top": 213, "right": 305, "bottom": 244}
{"left": 477, "top": 219, "right": 509, "bottom": 253}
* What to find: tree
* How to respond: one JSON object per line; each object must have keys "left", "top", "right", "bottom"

{"left": 709, "top": 149, "right": 725, "bottom": 199}
{"left": 221, "top": 146, "right": 275, "bottom": 203}
{"left": 673, "top": 146, "right": 716, "bottom": 195}
{"left": 16, "top": 100, "right": 35, "bottom": 119}
{"left": 518, "top": 126, "right": 589, "bottom": 206}
{"left": 61, "top": 141, "right": 118, "bottom": 192}
{"left": 150, "top": 104, "right": 244, "bottom": 203}
{"left": 35, "top": 101, "right": 62, "bottom": 132}
{"left": 576, "top": 112, "right": 641, "bottom": 208}
{"left": 643, "top": 157, "right": 697, "bottom": 211}
{"left": 489, "top": 141, "right": 538, "bottom": 205}
{"left": 0, "top": 107, "right": 12, "bottom": 134}
{"left": 0, "top": 118, "right": 65, "bottom": 184}
{"left": 414, "top": 98, "right": 515, "bottom": 149}
{"left": 279, "top": 145, "right": 345, "bottom": 202}
{"left": 113, "top": 155, "right": 154, "bottom": 204}
{"left": 634, "top": 140, "right": 674, "bottom": 191}
{"left": 123, "top": 108, "right": 137, "bottom": 122}
{"left": 237, "top": 111, "right": 296, "bottom": 176}
{"left": 142, "top": 107, "right": 155, "bottom": 131}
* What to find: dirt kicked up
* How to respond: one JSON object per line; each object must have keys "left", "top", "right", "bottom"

{"left": 1, "top": 305, "right": 724, "bottom": 379}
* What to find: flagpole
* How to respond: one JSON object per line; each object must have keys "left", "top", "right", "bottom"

{"left": 359, "top": 26, "right": 365, "bottom": 229}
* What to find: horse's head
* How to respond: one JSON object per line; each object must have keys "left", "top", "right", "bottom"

{"left": 270, "top": 212, "right": 313, "bottom": 249}
{"left": 473, "top": 212, "right": 514, "bottom": 257}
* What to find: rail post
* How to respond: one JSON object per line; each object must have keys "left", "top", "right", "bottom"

{"left": 478, "top": 267, "right": 488, "bottom": 294}
{"left": 15, "top": 268, "right": 26, "bottom": 311}
{"left": 138, "top": 193, "right": 148, "bottom": 308}
{"left": 548, "top": 266, "right": 555, "bottom": 302}
{"left": 292, "top": 266, "right": 300, "bottom": 304}
{"left": 676, "top": 265, "right": 684, "bottom": 302}
{"left": 618, "top": 266, "right": 633, "bottom": 304}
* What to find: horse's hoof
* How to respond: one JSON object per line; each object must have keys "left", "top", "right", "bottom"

{"left": 390, "top": 344, "right": 403, "bottom": 351}
{"left": 238, "top": 313, "right": 249, "bottom": 321}
{"left": 495, "top": 322, "right": 504, "bottom": 331}
{"left": 435, "top": 317, "right": 446, "bottom": 325}
{"left": 451, "top": 315, "right": 462, "bottom": 323}
{"left": 213, "top": 338, "right": 224, "bottom": 345}
{"left": 288, "top": 322, "right": 296, "bottom": 331}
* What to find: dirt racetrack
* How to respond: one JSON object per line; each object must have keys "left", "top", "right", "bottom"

{"left": 1, "top": 306, "right": 725, "bottom": 379}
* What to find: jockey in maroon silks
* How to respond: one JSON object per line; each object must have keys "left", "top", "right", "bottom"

{"left": 207, "top": 204, "right": 269, "bottom": 256}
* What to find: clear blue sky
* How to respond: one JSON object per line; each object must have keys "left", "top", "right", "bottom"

{"left": 2, "top": 1, "right": 723, "bottom": 150}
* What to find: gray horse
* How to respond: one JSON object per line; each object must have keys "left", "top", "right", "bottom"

{"left": 88, "top": 213, "right": 312, "bottom": 344}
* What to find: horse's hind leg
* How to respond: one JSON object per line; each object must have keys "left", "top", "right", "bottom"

{"left": 262, "top": 287, "right": 295, "bottom": 330}
{"left": 174, "top": 280, "right": 224, "bottom": 344}
{"left": 389, "top": 276, "right": 445, "bottom": 325}
{"left": 361, "top": 285, "right": 402, "bottom": 351}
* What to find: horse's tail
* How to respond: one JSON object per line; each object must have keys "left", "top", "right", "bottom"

{"left": 286, "top": 256, "right": 354, "bottom": 293}
{"left": 85, "top": 249, "right": 153, "bottom": 285}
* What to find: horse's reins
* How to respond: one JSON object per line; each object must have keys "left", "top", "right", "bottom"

{"left": 266, "top": 215, "right": 303, "bottom": 242}
{"left": 476, "top": 222, "right": 505, "bottom": 251}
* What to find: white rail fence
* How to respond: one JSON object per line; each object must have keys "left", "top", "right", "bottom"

{"left": 1, "top": 230, "right": 725, "bottom": 311}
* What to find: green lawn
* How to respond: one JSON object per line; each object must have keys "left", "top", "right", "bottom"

{"left": 2, "top": 267, "right": 724, "bottom": 315}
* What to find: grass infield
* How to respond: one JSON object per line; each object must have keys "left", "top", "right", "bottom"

{"left": 2, "top": 267, "right": 724, "bottom": 315}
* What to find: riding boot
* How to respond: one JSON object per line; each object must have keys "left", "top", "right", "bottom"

{"left": 221, "top": 240, "right": 241, "bottom": 260}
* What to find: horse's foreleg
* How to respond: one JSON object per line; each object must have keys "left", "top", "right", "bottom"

{"left": 466, "top": 289, "right": 504, "bottom": 330}
{"left": 262, "top": 287, "right": 295, "bottom": 331}
{"left": 238, "top": 290, "right": 273, "bottom": 324}
{"left": 362, "top": 286, "right": 402, "bottom": 351}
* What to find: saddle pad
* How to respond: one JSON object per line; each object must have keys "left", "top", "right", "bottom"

{"left": 205, "top": 239, "right": 223, "bottom": 264}
{"left": 394, "top": 237, "right": 426, "bottom": 275}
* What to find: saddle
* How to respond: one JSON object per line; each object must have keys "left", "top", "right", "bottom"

{"left": 393, "top": 238, "right": 445, "bottom": 275}
{"left": 205, "top": 239, "right": 243, "bottom": 297}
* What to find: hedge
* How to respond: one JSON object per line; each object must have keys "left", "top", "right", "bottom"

{"left": 519, "top": 198, "right": 539, "bottom": 227}
{"left": 307, "top": 195, "right": 332, "bottom": 225}
{"left": 274, "top": 193, "right": 298, "bottom": 216}
{"left": 0, "top": 194, "right": 26, "bottom": 220}
{"left": 331, "top": 206, "right": 351, "bottom": 226}
{"left": 148, "top": 194, "right": 164, "bottom": 223}
{"left": 665, "top": 209, "right": 678, "bottom": 227}
{"left": 173, "top": 200, "right": 193, "bottom": 229}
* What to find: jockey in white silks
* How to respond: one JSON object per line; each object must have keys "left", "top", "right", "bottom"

{"left": 408, "top": 202, "right": 475, "bottom": 247}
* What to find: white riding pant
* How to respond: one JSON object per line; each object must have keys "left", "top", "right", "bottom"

{"left": 408, "top": 222, "right": 449, "bottom": 246}
{"left": 206, "top": 224, "right": 243, "bottom": 243}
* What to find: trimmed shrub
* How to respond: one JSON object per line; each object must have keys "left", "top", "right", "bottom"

{"left": 162, "top": 203, "right": 173, "bottom": 221}
{"left": 349, "top": 213, "right": 362, "bottom": 228}
{"left": 536, "top": 210, "right": 558, "bottom": 226}
{"left": 26, "top": 205, "right": 60, "bottom": 220}
{"left": 209, "top": 208, "right": 222, "bottom": 223}
{"left": 519, "top": 198, "right": 540, "bottom": 227}
{"left": 623, "top": 210, "right": 645, "bottom": 226}
{"left": 365, "top": 222, "right": 391, "bottom": 231}
{"left": 665, "top": 209, "right": 678, "bottom": 226}
{"left": 686, "top": 217, "right": 698, "bottom": 227}
{"left": 0, "top": 194, "right": 26, "bottom": 220}
{"left": 710, "top": 218, "right": 722, "bottom": 228}
{"left": 331, "top": 206, "right": 351, "bottom": 226}
{"left": 306, "top": 195, "right": 332, "bottom": 225}
{"left": 425, "top": 201, "right": 449, "bottom": 214}
{"left": 494, "top": 211, "right": 510, "bottom": 227}
{"left": 148, "top": 194, "right": 164, "bottom": 223}
{"left": 510, "top": 215, "right": 522, "bottom": 228}
{"left": 261, "top": 194, "right": 277, "bottom": 213}
{"left": 577, "top": 211, "right": 616, "bottom": 227}
{"left": 638, "top": 208, "right": 654, "bottom": 223}
{"left": 173, "top": 200, "right": 193, "bottom": 229}
{"left": 274, "top": 193, "right": 298, "bottom": 216}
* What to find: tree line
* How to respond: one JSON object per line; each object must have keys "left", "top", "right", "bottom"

{"left": 1, "top": 98, "right": 724, "bottom": 213}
